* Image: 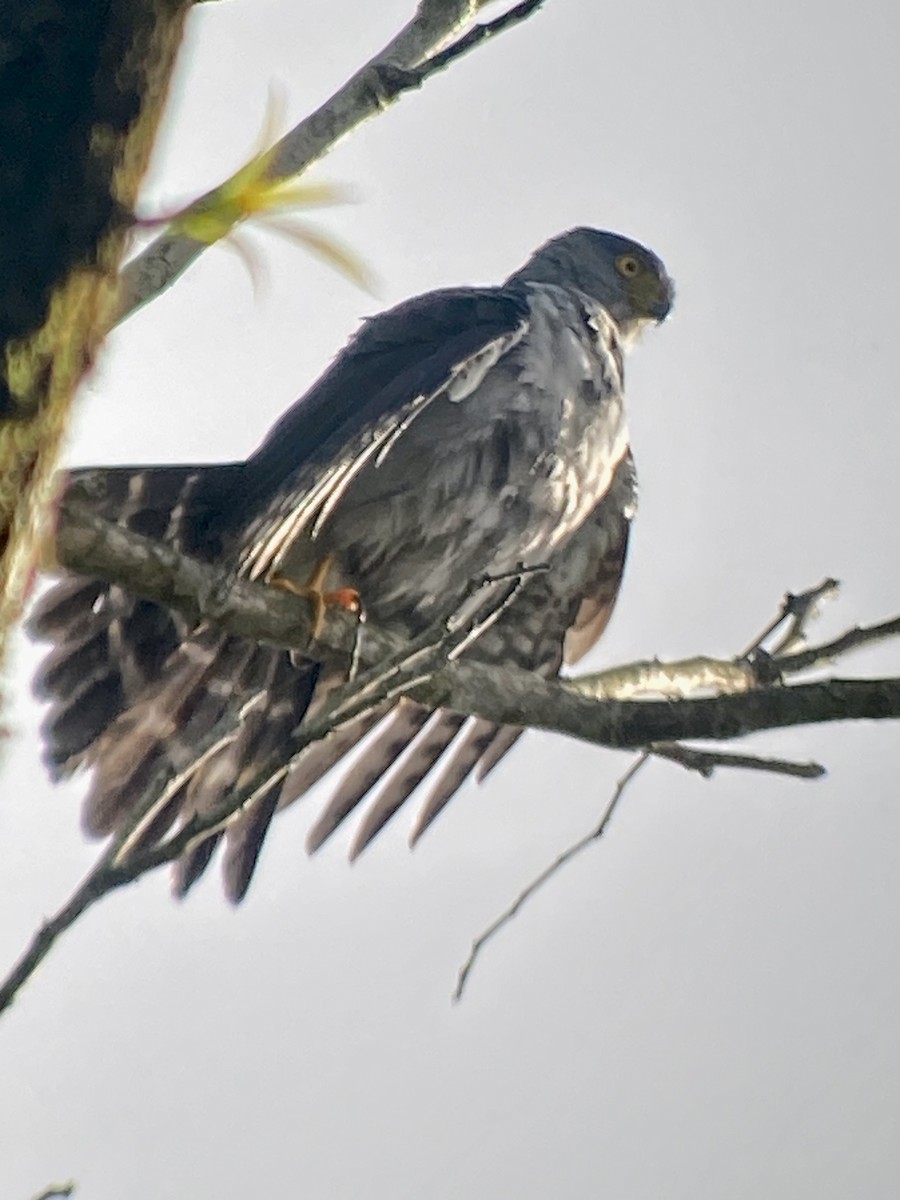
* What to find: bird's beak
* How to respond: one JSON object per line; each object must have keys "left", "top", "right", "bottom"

{"left": 649, "top": 273, "right": 675, "bottom": 322}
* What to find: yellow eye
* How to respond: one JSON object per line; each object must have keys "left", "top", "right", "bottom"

{"left": 617, "top": 254, "right": 641, "bottom": 278}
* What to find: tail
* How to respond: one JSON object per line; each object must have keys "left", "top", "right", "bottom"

{"left": 32, "top": 462, "right": 243, "bottom": 777}
{"left": 31, "top": 463, "right": 316, "bottom": 901}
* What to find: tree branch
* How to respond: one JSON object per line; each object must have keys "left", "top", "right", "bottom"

{"left": 453, "top": 753, "right": 651, "bottom": 1001}
{"left": 453, "top": 726, "right": 827, "bottom": 1001}
{"left": 776, "top": 615, "right": 900, "bottom": 675}
{"left": 4, "top": 573, "right": 514, "bottom": 1016}
{"left": 116, "top": 0, "right": 548, "bottom": 322}
{"left": 51, "top": 499, "right": 900, "bottom": 753}
{"left": 10, "top": 495, "right": 899, "bottom": 1016}
{"left": 453, "top": 705, "right": 835, "bottom": 998}
{"left": 30, "top": 1186, "right": 75, "bottom": 1200}
{"left": 646, "top": 741, "right": 826, "bottom": 780}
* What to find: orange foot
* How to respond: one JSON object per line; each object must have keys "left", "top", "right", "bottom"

{"left": 269, "top": 554, "right": 361, "bottom": 638}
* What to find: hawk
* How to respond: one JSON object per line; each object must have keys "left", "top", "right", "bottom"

{"left": 30, "top": 228, "right": 673, "bottom": 900}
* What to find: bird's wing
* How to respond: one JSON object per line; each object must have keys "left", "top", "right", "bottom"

{"left": 29, "top": 286, "right": 535, "bottom": 900}
{"left": 235, "top": 287, "right": 531, "bottom": 581}
{"left": 277, "top": 453, "right": 637, "bottom": 858}
{"left": 32, "top": 462, "right": 244, "bottom": 777}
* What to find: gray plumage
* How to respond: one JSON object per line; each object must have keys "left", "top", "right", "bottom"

{"left": 30, "top": 227, "right": 672, "bottom": 900}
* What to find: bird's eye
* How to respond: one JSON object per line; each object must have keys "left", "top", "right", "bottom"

{"left": 617, "top": 254, "right": 641, "bottom": 278}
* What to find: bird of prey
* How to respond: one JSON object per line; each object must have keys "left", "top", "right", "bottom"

{"left": 30, "top": 227, "right": 673, "bottom": 901}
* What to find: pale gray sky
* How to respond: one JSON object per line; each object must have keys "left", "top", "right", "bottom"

{"left": 3, "top": 2, "right": 900, "bottom": 1197}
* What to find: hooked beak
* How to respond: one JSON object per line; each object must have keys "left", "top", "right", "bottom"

{"left": 650, "top": 271, "right": 675, "bottom": 322}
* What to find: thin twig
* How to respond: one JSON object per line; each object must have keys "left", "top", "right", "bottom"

{"left": 450, "top": 733, "right": 830, "bottom": 1001}
{"left": 423, "top": 0, "right": 546, "bottom": 73}
{"left": 0, "top": 850, "right": 126, "bottom": 1015}
{"left": 452, "top": 583, "right": 850, "bottom": 1001}
{"left": 647, "top": 741, "right": 826, "bottom": 780}
{"left": 770, "top": 577, "right": 841, "bottom": 655}
{"left": 774, "top": 613, "right": 900, "bottom": 675}
{"left": 739, "top": 576, "right": 840, "bottom": 659}
{"left": 453, "top": 753, "right": 650, "bottom": 1002}
{"left": 30, "top": 1185, "right": 75, "bottom": 1200}
{"left": 116, "top": 0, "right": 548, "bottom": 322}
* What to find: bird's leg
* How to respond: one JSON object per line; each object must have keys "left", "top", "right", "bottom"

{"left": 269, "top": 554, "right": 361, "bottom": 638}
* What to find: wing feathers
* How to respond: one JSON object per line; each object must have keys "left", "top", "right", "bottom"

{"left": 473, "top": 726, "right": 523, "bottom": 784}
{"left": 277, "top": 708, "right": 387, "bottom": 810}
{"left": 407, "top": 718, "right": 504, "bottom": 847}
{"left": 305, "top": 702, "right": 432, "bottom": 854}
{"left": 348, "top": 711, "right": 469, "bottom": 859}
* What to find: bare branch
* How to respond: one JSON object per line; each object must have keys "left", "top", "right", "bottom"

{"left": 572, "top": 654, "right": 757, "bottom": 700}
{"left": 574, "top": 578, "right": 846, "bottom": 703}
{"left": 774, "top": 613, "right": 900, "bottom": 675}
{"left": 0, "top": 843, "right": 127, "bottom": 1016}
{"left": 30, "top": 1186, "right": 75, "bottom": 1200}
{"left": 647, "top": 741, "right": 826, "bottom": 780}
{"left": 2, "top": 572, "right": 526, "bottom": 1016}
{"left": 449, "top": 587, "right": 859, "bottom": 999}
{"left": 18, "top": 498, "right": 898, "bottom": 1015}
{"left": 739, "top": 576, "right": 840, "bottom": 658}
{"left": 453, "top": 753, "right": 650, "bottom": 1001}
{"left": 50, "top": 501, "right": 900, "bottom": 752}
{"left": 116, "top": 0, "right": 548, "bottom": 322}
{"left": 439, "top": 670, "right": 900, "bottom": 749}
{"left": 424, "top": 0, "right": 546, "bottom": 73}
{"left": 452, "top": 738, "right": 825, "bottom": 1000}
{"left": 55, "top": 496, "right": 338, "bottom": 655}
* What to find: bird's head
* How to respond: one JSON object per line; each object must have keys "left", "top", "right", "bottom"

{"left": 509, "top": 227, "right": 674, "bottom": 342}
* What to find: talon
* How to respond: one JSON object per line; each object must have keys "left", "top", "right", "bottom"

{"left": 269, "top": 555, "right": 361, "bottom": 638}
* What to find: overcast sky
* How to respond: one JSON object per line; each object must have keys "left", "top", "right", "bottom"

{"left": 3, "top": 2, "right": 900, "bottom": 1197}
